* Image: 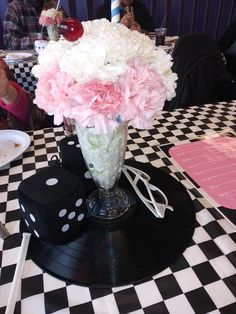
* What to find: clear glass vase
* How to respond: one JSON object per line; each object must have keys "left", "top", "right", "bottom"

{"left": 47, "top": 25, "right": 60, "bottom": 41}
{"left": 76, "top": 122, "right": 130, "bottom": 220}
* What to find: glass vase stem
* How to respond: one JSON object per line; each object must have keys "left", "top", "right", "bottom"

{"left": 76, "top": 122, "right": 130, "bottom": 220}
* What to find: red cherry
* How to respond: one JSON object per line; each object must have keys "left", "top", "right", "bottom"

{"left": 59, "top": 18, "right": 84, "bottom": 42}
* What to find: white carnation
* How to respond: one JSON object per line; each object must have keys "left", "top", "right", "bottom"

{"left": 33, "top": 18, "right": 177, "bottom": 97}
{"left": 41, "top": 8, "right": 62, "bottom": 20}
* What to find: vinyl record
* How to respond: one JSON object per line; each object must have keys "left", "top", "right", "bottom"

{"left": 21, "top": 160, "right": 195, "bottom": 287}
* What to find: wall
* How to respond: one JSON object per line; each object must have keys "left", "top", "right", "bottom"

{"left": 59, "top": 0, "right": 236, "bottom": 39}
{"left": 0, "top": 0, "right": 236, "bottom": 47}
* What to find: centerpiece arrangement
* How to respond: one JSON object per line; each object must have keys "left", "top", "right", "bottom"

{"left": 32, "top": 18, "right": 177, "bottom": 220}
{"left": 39, "top": 7, "right": 63, "bottom": 41}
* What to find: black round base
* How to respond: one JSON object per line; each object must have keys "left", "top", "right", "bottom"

{"left": 21, "top": 161, "right": 195, "bottom": 287}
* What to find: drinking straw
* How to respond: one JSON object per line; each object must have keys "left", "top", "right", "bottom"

{"left": 161, "top": 11, "right": 167, "bottom": 28}
{"left": 40, "top": 26, "right": 44, "bottom": 39}
{"left": 111, "top": 0, "right": 120, "bottom": 23}
{"left": 5, "top": 233, "right": 31, "bottom": 314}
{"left": 56, "top": 0, "right": 60, "bottom": 10}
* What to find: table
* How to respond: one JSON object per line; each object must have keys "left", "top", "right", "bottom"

{"left": 8, "top": 59, "right": 37, "bottom": 93}
{"left": 5, "top": 35, "right": 174, "bottom": 94}
{"left": 0, "top": 49, "right": 38, "bottom": 94}
{"left": 0, "top": 102, "right": 236, "bottom": 314}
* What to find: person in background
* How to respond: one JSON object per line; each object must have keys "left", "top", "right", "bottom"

{"left": 218, "top": 18, "right": 236, "bottom": 80}
{"left": 0, "top": 58, "right": 45, "bottom": 130}
{"left": 3, "top": 0, "right": 57, "bottom": 50}
{"left": 96, "top": 0, "right": 155, "bottom": 33}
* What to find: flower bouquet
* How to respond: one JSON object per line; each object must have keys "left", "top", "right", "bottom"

{"left": 32, "top": 19, "right": 177, "bottom": 220}
{"left": 39, "top": 8, "right": 63, "bottom": 41}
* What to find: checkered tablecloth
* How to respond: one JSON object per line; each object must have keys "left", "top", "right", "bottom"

{"left": 8, "top": 59, "right": 37, "bottom": 93}
{"left": 0, "top": 102, "right": 236, "bottom": 314}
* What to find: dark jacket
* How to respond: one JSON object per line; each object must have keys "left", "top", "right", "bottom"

{"left": 218, "top": 19, "right": 236, "bottom": 79}
{"left": 164, "top": 33, "right": 236, "bottom": 111}
{"left": 218, "top": 19, "right": 236, "bottom": 52}
{"left": 95, "top": 0, "right": 155, "bottom": 31}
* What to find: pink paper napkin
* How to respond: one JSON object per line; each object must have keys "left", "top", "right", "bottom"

{"left": 169, "top": 135, "right": 236, "bottom": 209}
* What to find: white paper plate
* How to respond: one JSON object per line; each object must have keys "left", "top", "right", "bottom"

{"left": 4, "top": 52, "right": 34, "bottom": 63}
{"left": 0, "top": 130, "right": 31, "bottom": 168}
{"left": 165, "top": 36, "right": 179, "bottom": 43}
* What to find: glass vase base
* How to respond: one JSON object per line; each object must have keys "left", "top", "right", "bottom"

{"left": 87, "top": 187, "right": 130, "bottom": 220}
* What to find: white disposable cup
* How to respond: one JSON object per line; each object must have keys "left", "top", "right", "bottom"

{"left": 34, "top": 40, "right": 48, "bottom": 55}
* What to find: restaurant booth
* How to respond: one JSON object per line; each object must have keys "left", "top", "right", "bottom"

{"left": 0, "top": 0, "right": 236, "bottom": 48}
{"left": 60, "top": 0, "right": 236, "bottom": 38}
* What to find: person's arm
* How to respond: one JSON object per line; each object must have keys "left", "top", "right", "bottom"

{"left": 130, "top": 21, "right": 142, "bottom": 32}
{"left": 120, "top": 9, "right": 142, "bottom": 32}
{"left": 0, "top": 68, "right": 19, "bottom": 103}
{"left": 4, "top": 25, "right": 41, "bottom": 50}
{"left": 3, "top": 4, "right": 41, "bottom": 50}
{"left": 0, "top": 69, "right": 30, "bottom": 128}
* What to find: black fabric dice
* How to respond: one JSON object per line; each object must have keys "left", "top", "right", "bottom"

{"left": 18, "top": 164, "right": 86, "bottom": 244}
{"left": 59, "top": 135, "right": 96, "bottom": 194}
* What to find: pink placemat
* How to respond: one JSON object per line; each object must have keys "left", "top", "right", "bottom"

{"left": 169, "top": 134, "right": 236, "bottom": 209}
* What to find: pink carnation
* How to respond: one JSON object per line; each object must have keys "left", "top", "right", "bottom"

{"left": 69, "top": 80, "right": 122, "bottom": 115}
{"left": 34, "top": 64, "right": 76, "bottom": 125}
{"left": 68, "top": 80, "right": 123, "bottom": 133}
{"left": 119, "top": 58, "right": 167, "bottom": 129}
{"left": 39, "top": 16, "right": 54, "bottom": 26}
{"left": 33, "top": 19, "right": 177, "bottom": 134}
{"left": 39, "top": 9, "right": 63, "bottom": 26}
{"left": 34, "top": 65, "right": 123, "bottom": 132}
{"left": 34, "top": 58, "right": 167, "bottom": 133}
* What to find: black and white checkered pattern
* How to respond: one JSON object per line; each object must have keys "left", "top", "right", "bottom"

{"left": 0, "top": 102, "right": 236, "bottom": 314}
{"left": 8, "top": 59, "right": 37, "bottom": 93}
